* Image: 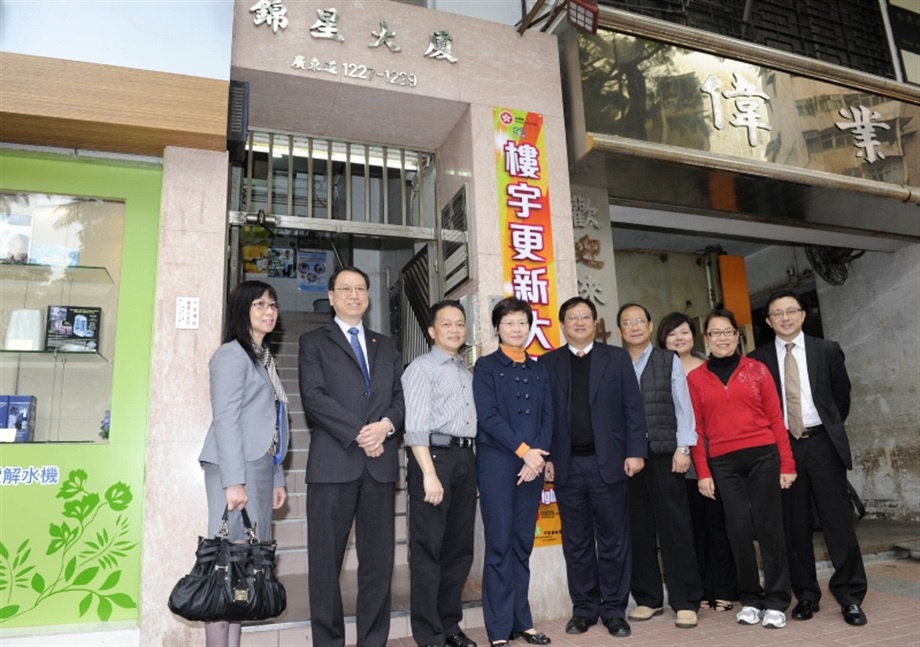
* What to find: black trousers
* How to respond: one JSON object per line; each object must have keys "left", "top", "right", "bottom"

{"left": 407, "top": 446, "right": 477, "bottom": 646}
{"left": 628, "top": 451, "right": 703, "bottom": 611}
{"left": 556, "top": 455, "right": 631, "bottom": 621}
{"left": 710, "top": 444, "right": 791, "bottom": 612}
{"left": 784, "top": 431, "right": 867, "bottom": 606}
{"left": 308, "top": 470, "right": 395, "bottom": 647}
{"left": 685, "top": 479, "right": 737, "bottom": 604}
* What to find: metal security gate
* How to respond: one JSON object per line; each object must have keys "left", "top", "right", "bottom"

{"left": 393, "top": 244, "right": 437, "bottom": 367}
{"left": 226, "top": 130, "right": 468, "bottom": 355}
{"left": 229, "top": 130, "right": 438, "bottom": 239}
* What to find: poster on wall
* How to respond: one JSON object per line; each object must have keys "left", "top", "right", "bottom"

{"left": 0, "top": 214, "right": 33, "bottom": 264}
{"left": 493, "top": 107, "right": 560, "bottom": 356}
{"left": 297, "top": 250, "right": 331, "bottom": 292}
{"left": 266, "top": 232, "right": 299, "bottom": 278}
{"left": 241, "top": 239, "right": 270, "bottom": 275}
{"left": 268, "top": 243, "right": 297, "bottom": 278}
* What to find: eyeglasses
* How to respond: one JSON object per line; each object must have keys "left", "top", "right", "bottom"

{"left": 768, "top": 307, "right": 803, "bottom": 319}
{"left": 706, "top": 329, "right": 738, "bottom": 338}
{"left": 251, "top": 300, "right": 279, "bottom": 311}
{"left": 334, "top": 286, "right": 368, "bottom": 295}
{"left": 564, "top": 314, "right": 594, "bottom": 323}
{"left": 621, "top": 318, "right": 648, "bottom": 328}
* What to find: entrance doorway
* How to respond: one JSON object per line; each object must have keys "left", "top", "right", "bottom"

{"left": 606, "top": 207, "right": 887, "bottom": 354}
{"left": 225, "top": 131, "right": 468, "bottom": 627}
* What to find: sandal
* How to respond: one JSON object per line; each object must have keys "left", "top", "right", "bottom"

{"left": 713, "top": 599, "right": 733, "bottom": 612}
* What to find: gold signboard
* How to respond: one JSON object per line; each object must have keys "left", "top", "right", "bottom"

{"left": 573, "top": 29, "right": 919, "bottom": 189}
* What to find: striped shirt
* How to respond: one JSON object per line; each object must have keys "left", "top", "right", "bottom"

{"left": 401, "top": 345, "right": 476, "bottom": 446}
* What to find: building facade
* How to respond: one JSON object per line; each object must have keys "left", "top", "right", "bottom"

{"left": 0, "top": 0, "right": 917, "bottom": 644}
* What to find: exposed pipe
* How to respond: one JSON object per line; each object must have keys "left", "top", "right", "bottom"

{"left": 879, "top": 0, "right": 905, "bottom": 83}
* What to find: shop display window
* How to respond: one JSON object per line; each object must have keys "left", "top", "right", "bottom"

{"left": 0, "top": 192, "right": 124, "bottom": 443}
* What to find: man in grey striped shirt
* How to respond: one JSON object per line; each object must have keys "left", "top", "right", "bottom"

{"left": 402, "top": 300, "right": 478, "bottom": 647}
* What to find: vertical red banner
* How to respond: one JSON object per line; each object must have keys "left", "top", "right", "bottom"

{"left": 493, "top": 107, "right": 560, "bottom": 356}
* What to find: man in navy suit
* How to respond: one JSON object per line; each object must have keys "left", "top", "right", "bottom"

{"left": 543, "top": 297, "right": 648, "bottom": 639}
{"left": 750, "top": 290, "right": 867, "bottom": 627}
{"left": 299, "top": 266, "right": 406, "bottom": 647}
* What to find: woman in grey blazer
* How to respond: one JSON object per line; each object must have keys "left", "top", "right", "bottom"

{"left": 198, "top": 280, "right": 289, "bottom": 646}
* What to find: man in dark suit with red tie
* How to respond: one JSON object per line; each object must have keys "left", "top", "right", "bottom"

{"left": 750, "top": 290, "right": 867, "bottom": 627}
{"left": 299, "top": 266, "right": 406, "bottom": 647}
{"left": 542, "top": 297, "right": 648, "bottom": 639}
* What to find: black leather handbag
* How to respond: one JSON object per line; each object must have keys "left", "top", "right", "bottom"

{"left": 168, "top": 507, "right": 286, "bottom": 622}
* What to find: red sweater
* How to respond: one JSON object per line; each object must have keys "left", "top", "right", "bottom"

{"left": 688, "top": 356, "right": 795, "bottom": 480}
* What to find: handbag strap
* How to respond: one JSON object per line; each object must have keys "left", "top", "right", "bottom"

{"left": 219, "top": 505, "right": 259, "bottom": 542}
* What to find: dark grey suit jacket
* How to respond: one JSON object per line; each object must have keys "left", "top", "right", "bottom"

{"left": 750, "top": 334, "right": 853, "bottom": 469}
{"left": 542, "top": 343, "right": 648, "bottom": 486}
{"left": 299, "top": 322, "right": 405, "bottom": 484}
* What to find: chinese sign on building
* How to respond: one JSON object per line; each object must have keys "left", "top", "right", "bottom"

{"left": 575, "top": 29, "right": 918, "bottom": 186}
{"left": 493, "top": 107, "right": 560, "bottom": 356}
{"left": 251, "top": 2, "right": 459, "bottom": 87}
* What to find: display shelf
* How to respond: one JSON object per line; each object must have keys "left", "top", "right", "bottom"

{"left": 0, "top": 191, "right": 123, "bottom": 447}
{"left": 0, "top": 263, "right": 113, "bottom": 285}
{"left": 0, "top": 440, "right": 98, "bottom": 445}
{"left": 0, "top": 349, "right": 107, "bottom": 364}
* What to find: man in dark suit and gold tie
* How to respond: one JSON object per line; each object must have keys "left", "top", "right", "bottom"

{"left": 750, "top": 290, "right": 867, "bottom": 627}
{"left": 299, "top": 266, "right": 406, "bottom": 647}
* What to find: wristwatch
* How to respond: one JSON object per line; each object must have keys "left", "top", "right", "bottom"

{"left": 677, "top": 446, "right": 690, "bottom": 455}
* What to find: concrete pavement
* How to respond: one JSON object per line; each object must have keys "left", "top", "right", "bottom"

{"left": 385, "top": 556, "right": 920, "bottom": 646}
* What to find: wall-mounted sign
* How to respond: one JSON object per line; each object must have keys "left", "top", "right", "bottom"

{"left": 291, "top": 55, "right": 419, "bottom": 87}
{"left": 572, "top": 29, "right": 919, "bottom": 186}
{"left": 0, "top": 465, "right": 60, "bottom": 485}
{"left": 251, "top": 3, "right": 460, "bottom": 64}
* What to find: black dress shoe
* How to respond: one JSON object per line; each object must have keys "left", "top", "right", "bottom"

{"left": 445, "top": 630, "right": 477, "bottom": 647}
{"left": 564, "top": 616, "right": 596, "bottom": 634}
{"left": 603, "top": 617, "right": 631, "bottom": 638}
{"left": 792, "top": 599, "right": 820, "bottom": 620}
{"left": 510, "top": 630, "right": 551, "bottom": 645}
{"left": 842, "top": 603, "right": 868, "bottom": 626}
{"left": 446, "top": 630, "right": 477, "bottom": 647}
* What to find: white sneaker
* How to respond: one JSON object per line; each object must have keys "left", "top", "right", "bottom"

{"left": 762, "top": 609, "right": 787, "bottom": 628}
{"left": 736, "top": 606, "right": 763, "bottom": 625}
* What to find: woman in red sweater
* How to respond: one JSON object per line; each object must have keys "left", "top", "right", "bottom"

{"left": 688, "top": 309, "right": 796, "bottom": 630}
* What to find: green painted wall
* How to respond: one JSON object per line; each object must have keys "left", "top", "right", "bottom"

{"left": 0, "top": 150, "right": 160, "bottom": 628}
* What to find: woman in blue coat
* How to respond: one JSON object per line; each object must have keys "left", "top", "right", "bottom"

{"left": 474, "top": 298, "right": 554, "bottom": 646}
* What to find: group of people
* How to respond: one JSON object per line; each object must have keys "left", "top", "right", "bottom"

{"left": 197, "top": 267, "right": 868, "bottom": 647}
